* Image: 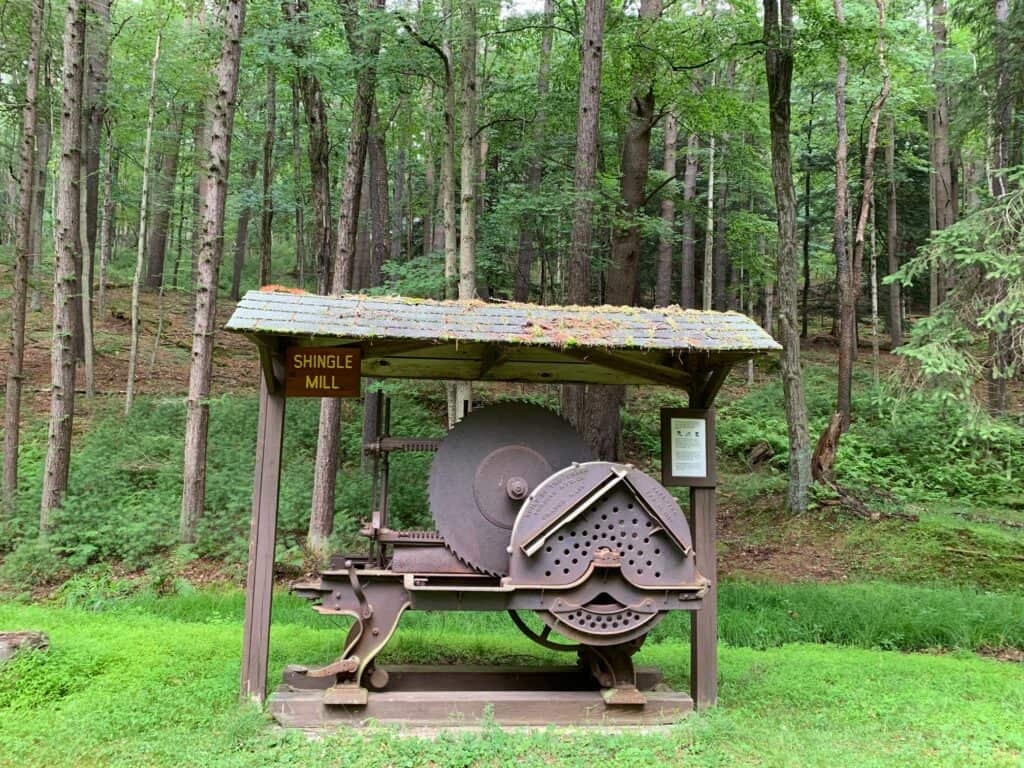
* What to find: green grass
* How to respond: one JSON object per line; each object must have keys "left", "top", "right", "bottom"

{"left": 33, "top": 579, "right": 1024, "bottom": 654}
{"left": 0, "top": 597, "right": 1021, "bottom": 767}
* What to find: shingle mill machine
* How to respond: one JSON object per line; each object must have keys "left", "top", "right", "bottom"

{"left": 226, "top": 288, "right": 779, "bottom": 728}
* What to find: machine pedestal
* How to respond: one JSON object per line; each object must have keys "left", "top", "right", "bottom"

{"left": 268, "top": 664, "right": 693, "bottom": 729}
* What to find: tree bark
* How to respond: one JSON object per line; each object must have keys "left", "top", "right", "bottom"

{"left": 3, "top": 0, "right": 45, "bottom": 516}
{"left": 514, "top": 0, "right": 554, "bottom": 302}
{"left": 30, "top": 53, "right": 53, "bottom": 314}
{"left": 453, "top": 0, "right": 479, "bottom": 416}
{"left": 421, "top": 82, "right": 436, "bottom": 259}
{"left": 309, "top": 0, "right": 385, "bottom": 559}
{"left": 801, "top": 91, "right": 814, "bottom": 337}
{"left": 368, "top": 103, "right": 390, "bottom": 287}
{"left": 179, "top": 0, "right": 248, "bottom": 544}
{"left": 765, "top": 0, "right": 812, "bottom": 513}
{"left": 41, "top": 0, "right": 87, "bottom": 530}
{"left": 930, "top": 0, "right": 954, "bottom": 310}
{"left": 145, "top": 106, "right": 184, "bottom": 289}
{"left": 561, "top": 0, "right": 610, "bottom": 455}
{"left": 83, "top": 0, "right": 111, "bottom": 285}
{"left": 680, "top": 132, "right": 699, "bottom": 307}
{"left": 259, "top": 56, "right": 276, "bottom": 286}
{"left": 291, "top": 77, "right": 306, "bottom": 284}
{"left": 833, "top": 0, "right": 853, "bottom": 428}
{"left": 702, "top": 134, "right": 716, "bottom": 310}
{"left": 230, "top": 159, "right": 260, "bottom": 301}
{"left": 127, "top": 33, "right": 162, "bottom": 415}
{"left": 566, "top": 0, "right": 607, "bottom": 307}
{"left": 992, "top": 0, "right": 1015, "bottom": 197}
{"left": 885, "top": 115, "right": 901, "bottom": 347}
{"left": 655, "top": 112, "right": 677, "bottom": 307}
{"left": 282, "top": 0, "right": 332, "bottom": 292}
{"left": 98, "top": 127, "right": 115, "bottom": 320}
{"left": 835, "top": 0, "right": 890, "bottom": 434}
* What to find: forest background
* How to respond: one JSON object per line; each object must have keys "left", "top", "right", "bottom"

{"left": 0, "top": 0, "right": 1022, "bottom": 764}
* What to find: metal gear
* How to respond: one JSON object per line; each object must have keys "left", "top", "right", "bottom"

{"left": 427, "top": 403, "right": 594, "bottom": 576}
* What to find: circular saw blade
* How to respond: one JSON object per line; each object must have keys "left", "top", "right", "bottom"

{"left": 428, "top": 402, "right": 594, "bottom": 576}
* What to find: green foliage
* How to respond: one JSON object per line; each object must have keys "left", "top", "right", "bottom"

{"left": 892, "top": 178, "right": 1024, "bottom": 404}
{"left": 714, "top": 361, "right": 1024, "bottom": 505}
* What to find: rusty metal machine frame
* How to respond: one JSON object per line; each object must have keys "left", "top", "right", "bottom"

{"left": 226, "top": 289, "right": 779, "bottom": 725}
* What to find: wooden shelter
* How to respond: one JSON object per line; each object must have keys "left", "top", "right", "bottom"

{"left": 226, "top": 288, "right": 779, "bottom": 712}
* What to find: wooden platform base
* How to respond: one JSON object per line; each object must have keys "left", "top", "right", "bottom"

{"left": 269, "top": 665, "right": 693, "bottom": 728}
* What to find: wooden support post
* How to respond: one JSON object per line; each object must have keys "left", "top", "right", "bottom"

{"left": 240, "top": 344, "right": 286, "bottom": 704}
{"left": 689, "top": 485, "right": 717, "bottom": 708}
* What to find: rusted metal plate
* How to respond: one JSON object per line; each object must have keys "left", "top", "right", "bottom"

{"left": 284, "top": 346, "right": 360, "bottom": 397}
{"left": 226, "top": 289, "right": 781, "bottom": 354}
{"left": 428, "top": 403, "right": 594, "bottom": 576}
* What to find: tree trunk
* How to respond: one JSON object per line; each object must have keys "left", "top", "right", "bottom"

{"left": 992, "top": 0, "right": 1014, "bottom": 197}
{"left": 765, "top": 0, "right": 812, "bottom": 513}
{"left": 836, "top": 0, "right": 890, "bottom": 434}
{"left": 98, "top": 129, "right": 115, "bottom": 320}
{"left": 41, "top": 0, "right": 87, "bottom": 531}
{"left": 283, "top": 0, "right": 332, "bottom": 292}
{"left": 259, "top": 57, "right": 276, "bottom": 286}
{"left": 801, "top": 91, "right": 815, "bottom": 337}
{"left": 83, "top": 0, "right": 110, "bottom": 287}
{"left": 390, "top": 143, "right": 404, "bottom": 264}
{"left": 680, "top": 132, "right": 699, "bottom": 307}
{"left": 128, "top": 31, "right": 161, "bottom": 415}
{"left": 453, "top": 0, "right": 479, "bottom": 416}
{"left": 30, "top": 53, "right": 53, "bottom": 314}
{"left": 711, "top": 63, "right": 736, "bottom": 312}
{"left": 561, "top": 0, "right": 610, "bottom": 454}
{"left": 886, "top": 115, "right": 901, "bottom": 347}
{"left": 368, "top": 103, "right": 390, "bottom": 287}
{"left": 833, "top": 0, "right": 853, "bottom": 428}
{"left": 930, "top": 0, "right": 954, "bottom": 310}
{"left": 291, "top": 77, "right": 306, "bottom": 284}
{"left": 421, "top": 82, "right": 436, "bottom": 259}
{"left": 179, "top": 0, "right": 248, "bottom": 544}
{"left": 702, "top": 133, "right": 716, "bottom": 310}
{"left": 145, "top": 106, "right": 184, "bottom": 290}
{"left": 230, "top": 159, "right": 260, "bottom": 301}
{"left": 3, "top": 0, "right": 44, "bottom": 515}
{"left": 514, "top": 0, "right": 554, "bottom": 303}
{"left": 565, "top": 0, "right": 607, "bottom": 307}
{"left": 309, "top": 0, "right": 384, "bottom": 560}
{"left": 440, "top": 18, "right": 458, "bottom": 302}
{"left": 655, "top": 112, "right": 677, "bottom": 307}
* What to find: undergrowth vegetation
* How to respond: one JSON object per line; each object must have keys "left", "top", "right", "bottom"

{"left": 1, "top": 359, "right": 1021, "bottom": 592}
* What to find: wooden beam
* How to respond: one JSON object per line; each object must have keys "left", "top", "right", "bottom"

{"left": 240, "top": 347, "right": 286, "bottom": 704}
{"left": 689, "top": 485, "right": 717, "bottom": 709}
{"left": 555, "top": 347, "right": 694, "bottom": 389}
{"left": 695, "top": 365, "right": 732, "bottom": 408}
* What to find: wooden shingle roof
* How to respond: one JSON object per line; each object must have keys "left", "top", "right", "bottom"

{"left": 226, "top": 289, "right": 780, "bottom": 391}
{"left": 228, "top": 289, "right": 779, "bottom": 352}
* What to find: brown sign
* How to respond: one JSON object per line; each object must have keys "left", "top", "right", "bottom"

{"left": 285, "top": 346, "right": 361, "bottom": 397}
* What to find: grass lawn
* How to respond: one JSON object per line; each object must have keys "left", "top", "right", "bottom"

{"left": 1, "top": 592, "right": 1022, "bottom": 768}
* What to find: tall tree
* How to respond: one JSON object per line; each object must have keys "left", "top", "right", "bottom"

{"left": 41, "top": 0, "right": 87, "bottom": 530}
{"left": 514, "top": 0, "right": 554, "bottom": 303}
{"left": 561, "top": 0, "right": 608, "bottom": 454}
{"left": 930, "top": 0, "right": 954, "bottom": 308}
{"left": 655, "top": 112, "right": 677, "bottom": 307}
{"left": 230, "top": 158, "right": 260, "bottom": 301}
{"left": 259, "top": 52, "right": 277, "bottom": 286}
{"left": 145, "top": 106, "right": 185, "bottom": 289}
{"left": 291, "top": 78, "right": 306, "bottom": 283}
{"left": 885, "top": 115, "right": 902, "bottom": 347}
{"left": 3, "top": 0, "right": 45, "bottom": 515}
{"left": 764, "top": 0, "right": 811, "bottom": 513}
{"left": 127, "top": 33, "right": 162, "bottom": 415}
{"left": 282, "top": 0, "right": 332, "bottom": 292}
{"left": 179, "top": 0, "right": 248, "bottom": 544}
{"left": 309, "top": 0, "right": 385, "bottom": 559}
{"left": 30, "top": 52, "right": 53, "bottom": 314}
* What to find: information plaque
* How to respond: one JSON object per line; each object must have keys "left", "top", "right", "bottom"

{"left": 660, "top": 407, "right": 716, "bottom": 487}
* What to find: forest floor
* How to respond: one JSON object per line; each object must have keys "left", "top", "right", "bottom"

{"left": 2, "top": 283, "right": 1023, "bottom": 766}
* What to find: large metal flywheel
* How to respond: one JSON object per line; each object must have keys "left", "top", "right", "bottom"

{"left": 427, "top": 403, "right": 594, "bottom": 576}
